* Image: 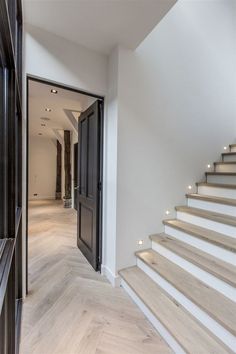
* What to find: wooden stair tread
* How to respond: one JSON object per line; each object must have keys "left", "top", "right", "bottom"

{"left": 186, "top": 193, "right": 236, "bottom": 206}
{"left": 197, "top": 182, "right": 236, "bottom": 189}
{"left": 175, "top": 205, "right": 236, "bottom": 227}
{"left": 163, "top": 219, "right": 236, "bottom": 252}
{"left": 222, "top": 152, "right": 236, "bottom": 157}
{"left": 214, "top": 161, "right": 236, "bottom": 165}
{"left": 135, "top": 250, "right": 236, "bottom": 335}
{"left": 150, "top": 233, "right": 236, "bottom": 287}
{"left": 119, "top": 266, "right": 231, "bottom": 354}
{"left": 206, "top": 172, "right": 236, "bottom": 176}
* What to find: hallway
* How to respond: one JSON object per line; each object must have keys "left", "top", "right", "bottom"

{"left": 20, "top": 200, "right": 172, "bottom": 354}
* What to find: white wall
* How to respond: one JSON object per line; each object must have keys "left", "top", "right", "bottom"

{"left": 115, "top": 0, "right": 236, "bottom": 271}
{"left": 29, "top": 136, "right": 57, "bottom": 200}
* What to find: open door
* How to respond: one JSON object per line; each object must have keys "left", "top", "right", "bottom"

{"left": 77, "top": 100, "right": 102, "bottom": 271}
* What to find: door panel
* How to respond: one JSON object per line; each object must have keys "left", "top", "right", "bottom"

{"left": 77, "top": 100, "right": 101, "bottom": 270}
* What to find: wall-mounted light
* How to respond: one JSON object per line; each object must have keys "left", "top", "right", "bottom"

{"left": 165, "top": 210, "right": 170, "bottom": 215}
{"left": 188, "top": 185, "right": 192, "bottom": 190}
{"left": 45, "top": 108, "right": 52, "bottom": 112}
{"left": 138, "top": 240, "right": 143, "bottom": 245}
{"left": 223, "top": 146, "right": 227, "bottom": 151}
{"left": 51, "top": 89, "right": 58, "bottom": 94}
{"left": 207, "top": 164, "right": 211, "bottom": 169}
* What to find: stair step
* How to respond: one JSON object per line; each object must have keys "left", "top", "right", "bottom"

{"left": 136, "top": 250, "right": 236, "bottom": 336}
{"left": 214, "top": 162, "right": 236, "bottom": 173}
{"left": 119, "top": 266, "right": 231, "bottom": 354}
{"left": 197, "top": 182, "right": 236, "bottom": 189}
{"left": 186, "top": 193, "right": 236, "bottom": 207}
{"left": 222, "top": 152, "right": 236, "bottom": 162}
{"left": 150, "top": 233, "right": 236, "bottom": 287}
{"left": 176, "top": 205, "right": 236, "bottom": 228}
{"left": 163, "top": 219, "right": 236, "bottom": 253}
{"left": 229, "top": 144, "right": 236, "bottom": 152}
{"left": 206, "top": 172, "right": 236, "bottom": 184}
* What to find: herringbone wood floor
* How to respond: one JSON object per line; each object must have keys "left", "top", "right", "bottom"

{"left": 20, "top": 200, "right": 172, "bottom": 354}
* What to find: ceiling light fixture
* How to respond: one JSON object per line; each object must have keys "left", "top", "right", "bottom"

{"left": 38, "top": 133, "right": 43, "bottom": 136}
{"left": 51, "top": 89, "right": 58, "bottom": 94}
{"left": 45, "top": 108, "right": 52, "bottom": 112}
{"left": 41, "top": 123, "right": 46, "bottom": 127}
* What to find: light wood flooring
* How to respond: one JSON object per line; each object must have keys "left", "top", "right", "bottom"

{"left": 20, "top": 200, "right": 172, "bottom": 354}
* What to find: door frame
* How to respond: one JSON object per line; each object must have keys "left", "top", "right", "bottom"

{"left": 26, "top": 75, "right": 104, "bottom": 292}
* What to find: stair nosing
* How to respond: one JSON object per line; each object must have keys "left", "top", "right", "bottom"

{"left": 214, "top": 161, "right": 236, "bottom": 165}
{"left": 119, "top": 266, "right": 234, "bottom": 354}
{"left": 196, "top": 182, "right": 236, "bottom": 189}
{"left": 175, "top": 205, "right": 236, "bottom": 227}
{"left": 135, "top": 250, "right": 236, "bottom": 336}
{"left": 206, "top": 171, "right": 236, "bottom": 176}
{"left": 149, "top": 233, "right": 236, "bottom": 287}
{"left": 186, "top": 193, "right": 236, "bottom": 206}
{"left": 163, "top": 219, "right": 236, "bottom": 253}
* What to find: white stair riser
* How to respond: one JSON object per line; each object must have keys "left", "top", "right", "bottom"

{"left": 206, "top": 174, "right": 236, "bottom": 184}
{"left": 187, "top": 198, "right": 236, "bottom": 217}
{"left": 197, "top": 185, "right": 236, "bottom": 199}
{"left": 164, "top": 225, "right": 235, "bottom": 265}
{"left": 151, "top": 241, "right": 235, "bottom": 301}
{"left": 121, "top": 279, "right": 186, "bottom": 354}
{"left": 137, "top": 259, "right": 235, "bottom": 351}
{"left": 215, "top": 164, "right": 236, "bottom": 173}
{"left": 176, "top": 211, "right": 236, "bottom": 238}
{"left": 222, "top": 155, "right": 236, "bottom": 162}
{"left": 230, "top": 146, "right": 236, "bottom": 152}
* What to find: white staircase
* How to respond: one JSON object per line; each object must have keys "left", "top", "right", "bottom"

{"left": 119, "top": 143, "right": 236, "bottom": 353}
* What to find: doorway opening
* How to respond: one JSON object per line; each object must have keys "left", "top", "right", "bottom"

{"left": 26, "top": 76, "right": 104, "bottom": 293}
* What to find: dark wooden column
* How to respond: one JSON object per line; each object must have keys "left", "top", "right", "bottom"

{"left": 55, "top": 140, "right": 62, "bottom": 200}
{"left": 64, "top": 130, "right": 71, "bottom": 207}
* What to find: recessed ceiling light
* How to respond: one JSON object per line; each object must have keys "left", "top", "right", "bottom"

{"left": 45, "top": 108, "right": 52, "bottom": 112}
{"left": 41, "top": 123, "right": 46, "bottom": 127}
{"left": 38, "top": 133, "right": 43, "bottom": 136}
{"left": 51, "top": 89, "right": 58, "bottom": 94}
{"left": 40, "top": 117, "right": 50, "bottom": 121}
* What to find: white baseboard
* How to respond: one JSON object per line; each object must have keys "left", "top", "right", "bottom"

{"left": 101, "top": 264, "right": 121, "bottom": 287}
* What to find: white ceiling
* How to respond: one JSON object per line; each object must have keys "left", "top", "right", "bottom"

{"left": 23, "top": 0, "right": 177, "bottom": 54}
{"left": 29, "top": 80, "right": 96, "bottom": 139}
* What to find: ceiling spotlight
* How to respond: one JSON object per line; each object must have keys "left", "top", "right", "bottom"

{"left": 38, "top": 133, "right": 43, "bottom": 136}
{"left": 51, "top": 89, "right": 58, "bottom": 94}
{"left": 45, "top": 108, "right": 51, "bottom": 112}
{"left": 41, "top": 123, "right": 46, "bottom": 127}
{"left": 188, "top": 185, "right": 192, "bottom": 190}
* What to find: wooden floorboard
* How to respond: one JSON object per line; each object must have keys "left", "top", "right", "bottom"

{"left": 20, "top": 200, "right": 172, "bottom": 354}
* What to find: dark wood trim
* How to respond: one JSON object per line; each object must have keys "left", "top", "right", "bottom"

{"left": 26, "top": 75, "right": 104, "bottom": 276}
{"left": 27, "top": 74, "right": 104, "bottom": 100}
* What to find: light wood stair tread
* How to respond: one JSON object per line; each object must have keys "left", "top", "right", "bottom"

{"left": 214, "top": 161, "right": 236, "bottom": 165}
{"left": 135, "top": 250, "right": 236, "bottom": 336}
{"left": 163, "top": 219, "right": 236, "bottom": 252}
{"left": 186, "top": 193, "right": 236, "bottom": 207}
{"left": 175, "top": 205, "right": 236, "bottom": 227}
{"left": 119, "top": 266, "right": 232, "bottom": 354}
{"left": 206, "top": 172, "right": 236, "bottom": 176}
{"left": 150, "top": 233, "right": 236, "bottom": 287}
{"left": 196, "top": 182, "right": 236, "bottom": 189}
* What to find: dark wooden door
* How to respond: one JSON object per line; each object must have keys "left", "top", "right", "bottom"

{"left": 73, "top": 143, "right": 78, "bottom": 210}
{"left": 77, "top": 101, "right": 101, "bottom": 270}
